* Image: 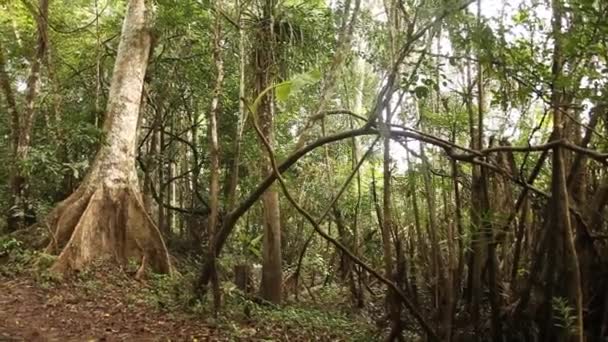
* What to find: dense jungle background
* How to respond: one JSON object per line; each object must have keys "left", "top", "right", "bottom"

{"left": 1, "top": 0, "right": 608, "bottom": 340}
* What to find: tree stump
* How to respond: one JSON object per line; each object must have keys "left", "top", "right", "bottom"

{"left": 234, "top": 264, "right": 252, "bottom": 293}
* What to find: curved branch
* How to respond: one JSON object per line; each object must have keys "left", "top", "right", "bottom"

{"left": 249, "top": 105, "right": 439, "bottom": 341}
{"left": 293, "top": 136, "right": 380, "bottom": 299}
{"left": 214, "top": 124, "right": 608, "bottom": 256}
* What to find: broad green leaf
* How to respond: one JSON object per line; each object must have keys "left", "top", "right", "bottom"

{"left": 276, "top": 81, "right": 293, "bottom": 102}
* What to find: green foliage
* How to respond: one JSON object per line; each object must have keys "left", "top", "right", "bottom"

{"left": 0, "top": 237, "right": 32, "bottom": 277}
{"left": 132, "top": 269, "right": 378, "bottom": 340}
{"left": 0, "top": 236, "right": 22, "bottom": 253}
{"left": 143, "top": 272, "right": 200, "bottom": 312}
{"left": 139, "top": 257, "right": 204, "bottom": 313}
{"left": 243, "top": 301, "right": 376, "bottom": 341}
{"left": 0, "top": 236, "right": 56, "bottom": 278}
{"left": 253, "top": 68, "right": 322, "bottom": 112}
{"left": 2, "top": 0, "right": 608, "bottom": 339}
{"left": 552, "top": 297, "right": 578, "bottom": 336}
{"left": 207, "top": 284, "right": 376, "bottom": 341}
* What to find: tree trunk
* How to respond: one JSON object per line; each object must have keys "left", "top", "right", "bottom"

{"left": 206, "top": 3, "right": 224, "bottom": 312}
{"left": 43, "top": 0, "right": 171, "bottom": 275}
{"left": 540, "top": 1, "right": 584, "bottom": 339}
{"left": 420, "top": 144, "right": 440, "bottom": 313}
{"left": 225, "top": 0, "right": 247, "bottom": 211}
{"left": 3, "top": 0, "right": 49, "bottom": 231}
{"left": 382, "top": 105, "right": 402, "bottom": 341}
{"left": 474, "top": 3, "right": 501, "bottom": 335}
{"left": 406, "top": 150, "right": 423, "bottom": 306}
{"left": 257, "top": 0, "right": 282, "bottom": 304}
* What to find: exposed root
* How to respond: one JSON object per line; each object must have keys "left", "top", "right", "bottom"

{"left": 135, "top": 255, "right": 147, "bottom": 280}
{"left": 8, "top": 188, "right": 90, "bottom": 250}
{"left": 48, "top": 184, "right": 172, "bottom": 276}
{"left": 44, "top": 187, "right": 93, "bottom": 254}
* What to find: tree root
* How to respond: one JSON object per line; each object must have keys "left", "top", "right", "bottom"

{"left": 46, "top": 184, "right": 171, "bottom": 276}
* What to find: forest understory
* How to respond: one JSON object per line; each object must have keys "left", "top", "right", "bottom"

{"left": 0, "top": 255, "right": 379, "bottom": 341}
{"left": 2, "top": 0, "right": 608, "bottom": 340}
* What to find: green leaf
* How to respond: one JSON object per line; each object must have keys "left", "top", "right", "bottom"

{"left": 414, "top": 86, "right": 429, "bottom": 99}
{"left": 276, "top": 68, "right": 322, "bottom": 103}
{"left": 513, "top": 9, "right": 529, "bottom": 24}
{"left": 248, "top": 233, "right": 264, "bottom": 258}
{"left": 276, "top": 81, "right": 293, "bottom": 102}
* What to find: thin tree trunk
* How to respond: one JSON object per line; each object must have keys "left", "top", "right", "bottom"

{"left": 207, "top": 3, "right": 224, "bottom": 313}
{"left": 158, "top": 116, "right": 167, "bottom": 237}
{"left": 474, "top": 1, "right": 501, "bottom": 335}
{"left": 293, "top": 0, "right": 360, "bottom": 150}
{"left": 405, "top": 150, "right": 422, "bottom": 306}
{"left": 451, "top": 157, "right": 463, "bottom": 337}
{"left": 350, "top": 118, "right": 364, "bottom": 307}
{"left": 382, "top": 105, "right": 402, "bottom": 341}
{"left": 257, "top": 0, "right": 282, "bottom": 304}
{"left": 226, "top": 0, "right": 247, "bottom": 211}
{"left": 4, "top": 0, "right": 49, "bottom": 231}
{"left": 419, "top": 143, "right": 441, "bottom": 314}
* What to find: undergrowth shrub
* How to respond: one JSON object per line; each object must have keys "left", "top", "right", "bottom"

{"left": 0, "top": 236, "right": 56, "bottom": 278}
{"left": 138, "top": 266, "right": 377, "bottom": 341}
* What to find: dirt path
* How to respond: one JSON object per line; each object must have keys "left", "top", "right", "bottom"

{"left": 0, "top": 277, "right": 217, "bottom": 341}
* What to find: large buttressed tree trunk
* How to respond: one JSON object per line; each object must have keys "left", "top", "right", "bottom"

{"left": 43, "top": 0, "right": 171, "bottom": 275}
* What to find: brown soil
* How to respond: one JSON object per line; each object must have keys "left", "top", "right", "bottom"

{"left": 0, "top": 276, "right": 217, "bottom": 341}
{"left": 0, "top": 265, "right": 370, "bottom": 341}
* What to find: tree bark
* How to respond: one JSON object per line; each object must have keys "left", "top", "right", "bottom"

{"left": 540, "top": 1, "right": 584, "bottom": 340}
{"left": 43, "top": 0, "right": 171, "bottom": 275}
{"left": 225, "top": 0, "right": 247, "bottom": 211}
{"left": 206, "top": 2, "right": 224, "bottom": 313}
{"left": 3, "top": 0, "right": 49, "bottom": 231}
{"left": 382, "top": 105, "right": 402, "bottom": 341}
{"left": 256, "top": 0, "right": 282, "bottom": 304}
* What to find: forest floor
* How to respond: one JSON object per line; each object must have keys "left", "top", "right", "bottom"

{"left": 0, "top": 275, "right": 218, "bottom": 341}
{"left": 0, "top": 241, "right": 377, "bottom": 341}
